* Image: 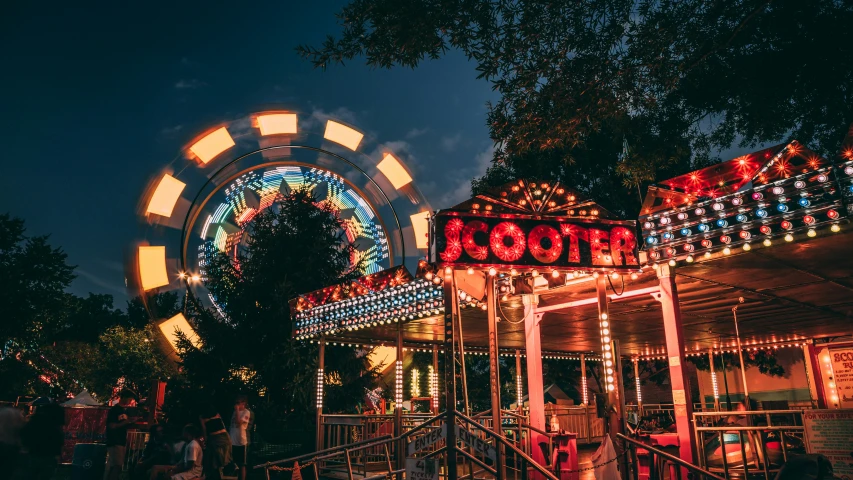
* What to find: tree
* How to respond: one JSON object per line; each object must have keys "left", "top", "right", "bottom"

{"left": 0, "top": 213, "right": 75, "bottom": 349}
{"left": 689, "top": 350, "right": 785, "bottom": 377}
{"left": 299, "top": 0, "right": 853, "bottom": 214}
{"left": 167, "top": 189, "right": 378, "bottom": 437}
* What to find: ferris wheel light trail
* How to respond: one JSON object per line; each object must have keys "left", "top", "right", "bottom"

{"left": 257, "top": 113, "right": 298, "bottom": 136}
{"left": 138, "top": 246, "right": 169, "bottom": 291}
{"left": 323, "top": 120, "right": 363, "bottom": 150}
{"left": 377, "top": 153, "right": 413, "bottom": 189}
{"left": 146, "top": 174, "right": 186, "bottom": 218}
{"left": 190, "top": 127, "right": 235, "bottom": 164}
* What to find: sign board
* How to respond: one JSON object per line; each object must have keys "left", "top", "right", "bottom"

{"left": 455, "top": 425, "right": 497, "bottom": 461}
{"left": 830, "top": 348, "right": 853, "bottom": 408}
{"left": 407, "top": 423, "right": 447, "bottom": 455}
{"left": 804, "top": 410, "right": 853, "bottom": 479}
{"left": 433, "top": 213, "right": 639, "bottom": 270}
{"left": 62, "top": 407, "right": 109, "bottom": 463}
{"left": 406, "top": 458, "right": 439, "bottom": 480}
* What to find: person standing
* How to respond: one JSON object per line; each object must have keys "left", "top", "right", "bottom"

{"left": 229, "top": 395, "right": 252, "bottom": 480}
{"left": 106, "top": 390, "right": 138, "bottom": 480}
{"left": 200, "top": 404, "right": 232, "bottom": 480}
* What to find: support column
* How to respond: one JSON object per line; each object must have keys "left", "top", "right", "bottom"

{"left": 396, "top": 326, "right": 404, "bottom": 479}
{"left": 433, "top": 344, "right": 440, "bottom": 413}
{"left": 633, "top": 358, "right": 643, "bottom": 416}
{"left": 316, "top": 339, "right": 326, "bottom": 452}
{"left": 580, "top": 354, "right": 588, "bottom": 406}
{"left": 515, "top": 349, "right": 524, "bottom": 415}
{"left": 708, "top": 350, "right": 721, "bottom": 412}
{"left": 486, "top": 274, "right": 505, "bottom": 479}
{"left": 804, "top": 341, "right": 827, "bottom": 409}
{"left": 523, "top": 294, "right": 547, "bottom": 473}
{"left": 442, "top": 268, "right": 459, "bottom": 480}
{"left": 595, "top": 277, "right": 621, "bottom": 437}
{"left": 654, "top": 264, "right": 698, "bottom": 465}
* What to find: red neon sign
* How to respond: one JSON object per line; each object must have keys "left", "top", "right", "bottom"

{"left": 433, "top": 213, "right": 639, "bottom": 269}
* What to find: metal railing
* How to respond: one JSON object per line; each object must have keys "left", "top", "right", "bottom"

{"left": 619, "top": 434, "right": 725, "bottom": 480}
{"left": 692, "top": 410, "right": 806, "bottom": 480}
{"left": 256, "top": 410, "right": 561, "bottom": 480}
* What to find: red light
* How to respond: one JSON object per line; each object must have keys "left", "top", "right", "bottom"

{"left": 461, "top": 220, "right": 489, "bottom": 260}
{"left": 739, "top": 231, "right": 751, "bottom": 239}
{"left": 803, "top": 215, "right": 815, "bottom": 225}
{"left": 528, "top": 225, "right": 563, "bottom": 263}
{"left": 781, "top": 221, "right": 792, "bottom": 230}
{"left": 720, "top": 235, "right": 732, "bottom": 244}
{"left": 827, "top": 209, "right": 839, "bottom": 219}
{"left": 489, "top": 222, "right": 526, "bottom": 262}
{"left": 683, "top": 243, "right": 694, "bottom": 252}
{"left": 760, "top": 226, "right": 771, "bottom": 235}
{"left": 701, "top": 239, "right": 712, "bottom": 248}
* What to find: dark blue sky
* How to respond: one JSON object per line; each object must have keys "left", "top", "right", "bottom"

{"left": 2, "top": 1, "right": 497, "bottom": 302}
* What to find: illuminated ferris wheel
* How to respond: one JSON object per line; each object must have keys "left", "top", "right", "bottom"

{"left": 133, "top": 111, "right": 431, "bottom": 317}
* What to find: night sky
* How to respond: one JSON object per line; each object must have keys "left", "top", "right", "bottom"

{"left": 2, "top": 1, "right": 497, "bottom": 302}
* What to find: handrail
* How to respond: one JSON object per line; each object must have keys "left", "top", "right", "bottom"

{"left": 400, "top": 411, "right": 447, "bottom": 440}
{"left": 253, "top": 434, "right": 392, "bottom": 469}
{"left": 455, "top": 410, "right": 560, "bottom": 480}
{"left": 617, "top": 434, "right": 726, "bottom": 480}
{"left": 693, "top": 409, "right": 805, "bottom": 416}
{"left": 694, "top": 425, "right": 804, "bottom": 432}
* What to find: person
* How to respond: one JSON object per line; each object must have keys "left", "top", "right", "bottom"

{"left": 162, "top": 424, "right": 203, "bottom": 480}
{"left": 200, "top": 404, "right": 232, "bottom": 480}
{"left": 229, "top": 395, "right": 252, "bottom": 480}
{"left": 11, "top": 403, "right": 65, "bottom": 480}
{"left": 106, "top": 389, "right": 139, "bottom": 480}
{"left": 138, "top": 424, "right": 173, "bottom": 480}
{"left": 0, "top": 407, "right": 25, "bottom": 473}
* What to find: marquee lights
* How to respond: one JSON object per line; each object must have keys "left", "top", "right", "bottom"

{"left": 411, "top": 369, "right": 420, "bottom": 398}
{"left": 395, "top": 360, "right": 404, "bottom": 406}
{"left": 316, "top": 368, "right": 324, "bottom": 409}
{"left": 428, "top": 365, "right": 438, "bottom": 411}
{"left": 640, "top": 140, "right": 851, "bottom": 266}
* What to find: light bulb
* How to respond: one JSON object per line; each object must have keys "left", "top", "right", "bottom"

{"left": 704, "top": 251, "right": 711, "bottom": 258}
{"left": 723, "top": 247, "right": 731, "bottom": 255}
{"left": 510, "top": 268, "right": 518, "bottom": 276}
{"left": 807, "top": 229, "right": 816, "bottom": 237}
{"left": 630, "top": 273, "right": 638, "bottom": 280}
{"left": 467, "top": 267, "right": 475, "bottom": 275}
{"left": 785, "top": 233, "right": 794, "bottom": 242}
{"left": 445, "top": 266, "right": 452, "bottom": 275}
{"left": 686, "top": 255, "right": 694, "bottom": 263}
{"left": 831, "top": 224, "right": 841, "bottom": 233}
{"left": 551, "top": 270, "right": 560, "bottom": 278}
{"left": 531, "top": 269, "right": 539, "bottom": 277}
{"left": 743, "top": 243, "right": 751, "bottom": 251}
{"left": 600, "top": 313, "right": 608, "bottom": 320}
{"left": 488, "top": 267, "right": 497, "bottom": 276}
{"left": 763, "top": 238, "right": 772, "bottom": 247}
{"left": 593, "top": 271, "right": 600, "bottom": 278}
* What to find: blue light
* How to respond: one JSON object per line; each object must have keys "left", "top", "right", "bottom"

{"left": 646, "top": 236, "right": 658, "bottom": 245}
{"left": 798, "top": 198, "right": 810, "bottom": 207}
{"left": 662, "top": 232, "right": 673, "bottom": 240}
{"left": 698, "top": 223, "right": 709, "bottom": 232}
{"left": 716, "top": 219, "right": 728, "bottom": 227}
{"left": 736, "top": 214, "right": 747, "bottom": 223}
{"left": 777, "top": 204, "right": 788, "bottom": 212}
{"left": 680, "top": 228, "right": 691, "bottom": 236}
{"left": 848, "top": 185, "right": 853, "bottom": 193}
{"left": 755, "top": 209, "right": 767, "bottom": 218}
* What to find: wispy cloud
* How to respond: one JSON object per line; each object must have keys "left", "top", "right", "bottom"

{"left": 75, "top": 269, "right": 127, "bottom": 295}
{"left": 440, "top": 133, "right": 463, "bottom": 152}
{"left": 174, "top": 79, "right": 206, "bottom": 89}
{"left": 405, "top": 127, "right": 429, "bottom": 139}
{"left": 160, "top": 125, "right": 184, "bottom": 136}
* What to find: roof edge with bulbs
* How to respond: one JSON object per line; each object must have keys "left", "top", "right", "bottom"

{"left": 639, "top": 124, "right": 853, "bottom": 267}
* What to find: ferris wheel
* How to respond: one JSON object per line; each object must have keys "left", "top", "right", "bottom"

{"left": 133, "top": 111, "right": 431, "bottom": 317}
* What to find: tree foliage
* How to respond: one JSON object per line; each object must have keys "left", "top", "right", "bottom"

{"left": 299, "top": 0, "right": 853, "bottom": 214}
{"left": 689, "top": 349, "right": 786, "bottom": 377}
{"left": 0, "top": 213, "right": 76, "bottom": 348}
{"left": 168, "top": 189, "right": 378, "bottom": 437}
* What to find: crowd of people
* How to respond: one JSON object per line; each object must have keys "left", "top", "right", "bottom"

{"left": 0, "top": 390, "right": 254, "bottom": 480}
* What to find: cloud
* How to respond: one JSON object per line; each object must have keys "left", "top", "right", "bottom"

{"left": 75, "top": 268, "right": 127, "bottom": 295}
{"left": 440, "top": 133, "right": 463, "bottom": 152}
{"left": 160, "top": 125, "right": 184, "bottom": 136}
{"left": 174, "top": 79, "right": 206, "bottom": 89}
{"left": 405, "top": 127, "right": 429, "bottom": 139}
{"left": 415, "top": 143, "right": 496, "bottom": 209}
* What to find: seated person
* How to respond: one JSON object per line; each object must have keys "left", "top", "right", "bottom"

{"left": 138, "top": 424, "right": 172, "bottom": 480}
{"left": 150, "top": 424, "right": 204, "bottom": 480}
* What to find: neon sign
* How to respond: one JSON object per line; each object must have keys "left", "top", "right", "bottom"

{"left": 433, "top": 213, "right": 639, "bottom": 270}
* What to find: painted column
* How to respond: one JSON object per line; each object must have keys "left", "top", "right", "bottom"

{"left": 804, "top": 341, "right": 826, "bottom": 409}
{"left": 523, "top": 294, "right": 547, "bottom": 473}
{"left": 486, "top": 274, "right": 505, "bottom": 479}
{"left": 654, "top": 264, "right": 698, "bottom": 465}
{"left": 595, "top": 277, "right": 620, "bottom": 434}
{"left": 442, "top": 268, "right": 459, "bottom": 480}
{"left": 516, "top": 349, "right": 524, "bottom": 415}
{"left": 708, "top": 350, "right": 721, "bottom": 412}
{"left": 316, "top": 339, "right": 326, "bottom": 452}
{"left": 580, "top": 354, "right": 588, "bottom": 405}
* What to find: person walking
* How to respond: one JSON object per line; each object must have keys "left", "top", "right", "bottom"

{"left": 106, "top": 390, "right": 139, "bottom": 480}
{"left": 200, "top": 404, "right": 232, "bottom": 480}
{"left": 229, "top": 395, "right": 252, "bottom": 480}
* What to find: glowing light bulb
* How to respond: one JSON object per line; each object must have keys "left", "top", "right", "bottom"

{"left": 488, "top": 267, "right": 497, "bottom": 276}
{"left": 686, "top": 255, "right": 694, "bottom": 263}
{"left": 831, "top": 224, "right": 840, "bottom": 233}
{"left": 763, "top": 238, "right": 772, "bottom": 247}
{"left": 704, "top": 251, "right": 711, "bottom": 258}
{"left": 467, "top": 267, "right": 475, "bottom": 275}
{"left": 531, "top": 269, "right": 539, "bottom": 277}
{"left": 510, "top": 268, "right": 518, "bottom": 276}
{"left": 552, "top": 270, "right": 561, "bottom": 278}
{"left": 630, "top": 273, "right": 638, "bottom": 280}
{"left": 723, "top": 247, "right": 731, "bottom": 255}
{"left": 743, "top": 243, "right": 751, "bottom": 251}
{"left": 593, "top": 271, "right": 600, "bottom": 278}
{"left": 807, "top": 229, "right": 816, "bottom": 237}
{"left": 785, "top": 233, "right": 794, "bottom": 242}
{"left": 600, "top": 313, "right": 608, "bottom": 320}
{"left": 668, "top": 259, "right": 676, "bottom": 266}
